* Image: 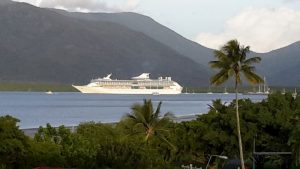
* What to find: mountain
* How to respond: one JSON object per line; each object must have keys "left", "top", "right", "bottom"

{"left": 0, "top": 0, "right": 14, "bottom": 5}
{"left": 1, "top": 1, "right": 300, "bottom": 87}
{"left": 0, "top": 1, "right": 210, "bottom": 86}
{"left": 58, "top": 10, "right": 300, "bottom": 87}
{"left": 51, "top": 10, "right": 215, "bottom": 68}
{"left": 258, "top": 41, "right": 300, "bottom": 86}
{"left": 52, "top": 10, "right": 300, "bottom": 87}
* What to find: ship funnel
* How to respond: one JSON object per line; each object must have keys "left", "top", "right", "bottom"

{"left": 132, "top": 73, "right": 150, "bottom": 80}
{"left": 103, "top": 73, "right": 112, "bottom": 80}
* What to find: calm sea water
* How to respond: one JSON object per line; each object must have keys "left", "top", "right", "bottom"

{"left": 0, "top": 92, "right": 266, "bottom": 129}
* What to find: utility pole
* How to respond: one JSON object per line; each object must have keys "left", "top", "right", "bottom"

{"left": 253, "top": 135, "right": 256, "bottom": 169}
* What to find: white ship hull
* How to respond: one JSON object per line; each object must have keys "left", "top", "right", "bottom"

{"left": 73, "top": 73, "right": 183, "bottom": 94}
{"left": 73, "top": 85, "right": 181, "bottom": 95}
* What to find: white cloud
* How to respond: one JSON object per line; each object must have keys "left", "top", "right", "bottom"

{"left": 283, "top": 0, "right": 300, "bottom": 3}
{"left": 14, "top": 0, "right": 140, "bottom": 12}
{"left": 13, "top": 0, "right": 39, "bottom": 6}
{"left": 126, "top": 0, "right": 139, "bottom": 9}
{"left": 196, "top": 7, "right": 300, "bottom": 52}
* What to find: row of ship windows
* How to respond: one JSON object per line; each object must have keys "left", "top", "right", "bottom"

{"left": 96, "top": 85, "right": 169, "bottom": 89}
{"left": 96, "top": 82, "right": 173, "bottom": 86}
{"left": 131, "top": 86, "right": 164, "bottom": 89}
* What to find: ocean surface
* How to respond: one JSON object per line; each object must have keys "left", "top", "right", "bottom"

{"left": 0, "top": 92, "right": 267, "bottom": 129}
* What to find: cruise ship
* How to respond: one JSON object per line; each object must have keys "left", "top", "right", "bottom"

{"left": 72, "top": 73, "right": 183, "bottom": 94}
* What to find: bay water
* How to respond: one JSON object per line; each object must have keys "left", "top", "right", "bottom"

{"left": 0, "top": 92, "right": 266, "bottom": 129}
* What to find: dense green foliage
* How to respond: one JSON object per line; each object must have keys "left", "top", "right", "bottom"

{"left": 0, "top": 116, "right": 31, "bottom": 169}
{"left": 121, "top": 100, "right": 174, "bottom": 146}
{"left": 0, "top": 95, "right": 300, "bottom": 168}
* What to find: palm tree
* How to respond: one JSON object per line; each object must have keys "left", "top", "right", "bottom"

{"left": 209, "top": 39, "right": 263, "bottom": 169}
{"left": 122, "top": 99, "right": 174, "bottom": 146}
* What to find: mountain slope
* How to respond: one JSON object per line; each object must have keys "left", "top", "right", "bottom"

{"left": 64, "top": 10, "right": 300, "bottom": 87}
{"left": 0, "top": 1, "right": 209, "bottom": 86}
{"left": 258, "top": 41, "right": 300, "bottom": 86}
{"left": 51, "top": 10, "right": 215, "bottom": 68}
{"left": 1, "top": 1, "right": 300, "bottom": 87}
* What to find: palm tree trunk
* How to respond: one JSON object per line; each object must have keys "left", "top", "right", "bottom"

{"left": 235, "top": 78, "right": 245, "bottom": 169}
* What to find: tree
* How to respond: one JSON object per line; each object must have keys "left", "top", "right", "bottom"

{"left": 209, "top": 39, "right": 263, "bottom": 169}
{"left": 95, "top": 140, "right": 169, "bottom": 169}
{"left": 289, "top": 123, "right": 300, "bottom": 167}
{"left": 121, "top": 99, "right": 174, "bottom": 147}
{"left": 34, "top": 124, "right": 98, "bottom": 168}
{"left": 0, "top": 116, "right": 31, "bottom": 169}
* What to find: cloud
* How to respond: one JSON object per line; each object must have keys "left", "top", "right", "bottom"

{"left": 195, "top": 7, "right": 300, "bottom": 52}
{"left": 13, "top": 0, "right": 38, "bottom": 5}
{"left": 283, "top": 0, "right": 300, "bottom": 3}
{"left": 14, "top": 0, "right": 139, "bottom": 12}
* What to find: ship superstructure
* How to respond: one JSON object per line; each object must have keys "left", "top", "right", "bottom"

{"left": 73, "top": 73, "right": 183, "bottom": 94}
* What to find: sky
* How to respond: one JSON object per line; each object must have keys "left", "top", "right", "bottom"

{"left": 14, "top": 0, "right": 300, "bottom": 53}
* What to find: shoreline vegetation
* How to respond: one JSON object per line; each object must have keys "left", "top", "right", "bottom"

{"left": 0, "top": 82, "right": 78, "bottom": 92}
{"left": 1, "top": 93, "right": 300, "bottom": 169}
{"left": 21, "top": 114, "right": 199, "bottom": 137}
{"left": 0, "top": 82, "right": 298, "bottom": 93}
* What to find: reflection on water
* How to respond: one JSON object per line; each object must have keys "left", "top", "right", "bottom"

{"left": 0, "top": 92, "right": 266, "bottom": 128}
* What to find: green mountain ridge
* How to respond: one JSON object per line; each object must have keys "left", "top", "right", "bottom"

{"left": 0, "top": 1, "right": 209, "bottom": 86}
{"left": 51, "top": 9, "right": 215, "bottom": 69}
{"left": 51, "top": 8, "right": 300, "bottom": 87}
{"left": 0, "top": 0, "right": 300, "bottom": 86}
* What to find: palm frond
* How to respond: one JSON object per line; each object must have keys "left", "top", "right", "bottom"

{"left": 209, "top": 60, "right": 230, "bottom": 69}
{"left": 154, "top": 101, "right": 162, "bottom": 118}
{"left": 236, "top": 73, "right": 242, "bottom": 85}
{"left": 240, "top": 46, "right": 250, "bottom": 61}
{"left": 241, "top": 65, "right": 255, "bottom": 72}
{"left": 125, "top": 113, "right": 138, "bottom": 121}
{"left": 213, "top": 50, "right": 227, "bottom": 60}
{"left": 131, "top": 106, "right": 149, "bottom": 129}
{"left": 222, "top": 39, "right": 239, "bottom": 60}
{"left": 209, "top": 60, "right": 222, "bottom": 69}
{"left": 210, "top": 69, "right": 230, "bottom": 85}
{"left": 228, "top": 68, "right": 235, "bottom": 77}
{"left": 122, "top": 100, "right": 172, "bottom": 146}
{"left": 156, "top": 133, "right": 177, "bottom": 150}
{"left": 164, "top": 112, "right": 175, "bottom": 119}
{"left": 242, "top": 69, "right": 264, "bottom": 84}
{"left": 131, "top": 104, "right": 142, "bottom": 116}
{"left": 133, "top": 123, "right": 147, "bottom": 132}
{"left": 124, "top": 131, "right": 145, "bottom": 138}
{"left": 142, "top": 99, "right": 152, "bottom": 123}
{"left": 243, "top": 56, "right": 261, "bottom": 65}
{"left": 153, "top": 117, "right": 171, "bottom": 129}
